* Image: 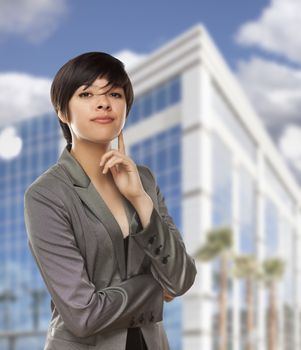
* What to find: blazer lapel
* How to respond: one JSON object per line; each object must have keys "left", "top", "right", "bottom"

{"left": 74, "top": 182, "right": 128, "bottom": 279}
{"left": 56, "top": 145, "right": 156, "bottom": 281}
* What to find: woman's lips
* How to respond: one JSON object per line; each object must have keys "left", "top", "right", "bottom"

{"left": 92, "top": 117, "right": 113, "bottom": 124}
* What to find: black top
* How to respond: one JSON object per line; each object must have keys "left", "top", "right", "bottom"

{"left": 124, "top": 235, "right": 148, "bottom": 350}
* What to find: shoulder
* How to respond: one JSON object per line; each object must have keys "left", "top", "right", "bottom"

{"left": 24, "top": 163, "right": 72, "bottom": 201}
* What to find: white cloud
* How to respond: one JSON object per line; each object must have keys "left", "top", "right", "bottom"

{"left": 235, "top": 0, "right": 301, "bottom": 180}
{"left": 0, "top": 72, "right": 53, "bottom": 127}
{"left": 236, "top": 0, "right": 301, "bottom": 64}
{"left": 236, "top": 57, "right": 301, "bottom": 128}
{"left": 0, "top": 127, "right": 22, "bottom": 160}
{"left": 0, "top": 0, "right": 67, "bottom": 43}
{"left": 114, "top": 50, "right": 147, "bottom": 70}
{"left": 278, "top": 124, "right": 301, "bottom": 172}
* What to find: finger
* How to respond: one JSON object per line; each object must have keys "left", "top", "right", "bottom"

{"left": 102, "top": 155, "right": 119, "bottom": 173}
{"left": 103, "top": 156, "right": 126, "bottom": 174}
{"left": 109, "top": 163, "right": 119, "bottom": 176}
{"left": 118, "top": 131, "right": 126, "bottom": 155}
{"left": 99, "top": 150, "right": 120, "bottom": 166}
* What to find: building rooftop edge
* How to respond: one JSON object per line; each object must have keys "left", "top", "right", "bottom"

{"left": 128, "top": 23, "right": 301, "bottom": 207}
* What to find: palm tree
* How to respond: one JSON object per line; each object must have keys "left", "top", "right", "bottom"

{"left": 260, "top": 258, "right": 285, "bottom": 350}
{"left": 194, "top": 226, "right": 233, "bottom": 350}
{"left": 0, "top": 289, "right": 16, "bottom": 329}
{"left": 233, "top": 255, "right": 259, "bottom": 350}
{"left": 30, "top": 288, "right": 47, "bottom": 329}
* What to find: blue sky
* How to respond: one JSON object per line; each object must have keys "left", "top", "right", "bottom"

{"left": 0, "top": 0, "right": 267, "bottom": 77}
{"left": 1, "top": 0, "right": 301, "bottom": 182}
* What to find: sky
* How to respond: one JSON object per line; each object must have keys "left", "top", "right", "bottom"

{"left": 1, "top": 0, "right": 301, "bottom": 183}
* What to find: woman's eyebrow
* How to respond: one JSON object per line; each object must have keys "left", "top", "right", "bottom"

{"left": 82, "top": 84, "right": 106, "bottom": 90}
{"left": 80, "top": 83, "right": 123, "bottom": 95}
{"left": 82, "top": 83, "right": 113, "bottom": 91}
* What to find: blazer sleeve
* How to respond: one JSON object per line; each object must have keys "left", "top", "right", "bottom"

{"left": 130, "top": 167, "right": 197, "bottom": 297}
{"left": 24, "top": 185, "right": 164, "bottom": 338}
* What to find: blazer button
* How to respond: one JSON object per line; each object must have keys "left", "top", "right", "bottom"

{"left": 149, "top": 312, "right": 154, "bottom": 322}
{"left": 162, "top": 255, "right": 170, "bottom": 264}
{"left": 154, "top": 244, "right": 163, "bottom": 255}
{"left": 148, "top": 235, "right": 156, "bottom": 245}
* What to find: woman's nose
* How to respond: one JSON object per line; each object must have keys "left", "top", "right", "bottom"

{"left": 96, "top": 95, "right": 111, "bottom": 110}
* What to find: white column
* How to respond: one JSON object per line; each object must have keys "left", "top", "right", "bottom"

{"left": 294, "top": 210, "right": 301, "bottom": 349}
{"left": 278, "top": 227, "right": 285, "bottom": 350}
{"left": 181, "top": 62, "right": 213, "bottom": 350}
{"left": 256, "top": 150, "right": 266, "bottom": 350}
{"left": 231, "top": 156, "right": 240, "bottom": 350}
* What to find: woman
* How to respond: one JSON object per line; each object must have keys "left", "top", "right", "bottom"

{"left": 24, "top": 52, "right": 197, "bottom": 350}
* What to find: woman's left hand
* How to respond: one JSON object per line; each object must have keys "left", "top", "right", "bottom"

{"left": 99, "top": 131, "right": 146, "bottom": 201}
{"left": 163, "top": 290, "right": 175, "bottom": 302}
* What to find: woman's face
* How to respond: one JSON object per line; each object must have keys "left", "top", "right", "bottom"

{"left": 64, "top": 77, "right": 127, "bottom": 145}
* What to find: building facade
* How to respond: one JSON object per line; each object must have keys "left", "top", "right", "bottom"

{"left": 0, "top": 24, "right": 300, "bottom": 350}
{"left": 0, "top": 114, "right": 60, "bottom": 349}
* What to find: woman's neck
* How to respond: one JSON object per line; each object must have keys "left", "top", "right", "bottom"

{"left": 70, "top": 141, "right": 114, "bottom": 185}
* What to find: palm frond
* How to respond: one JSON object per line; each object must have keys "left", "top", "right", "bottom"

{"left": 207, "top": 226, "right": 233, "bottom": 251}
{"left": 193, "top": 225, "right": 234, "bottom": 262}
{"left": 233, "top": 255, "right": 259, "bottom": 279}
{"left": 194, "top": 241, "right": 221, "bottom": 261}
{"left": 261, "top": 257, "right": 285, "bottom": 286}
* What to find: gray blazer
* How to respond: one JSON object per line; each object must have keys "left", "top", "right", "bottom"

{"left": 24, "top": 145, "right": 197, "bottom": 350}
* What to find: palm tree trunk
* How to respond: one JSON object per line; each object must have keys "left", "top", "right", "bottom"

{"left": 245, "top": 278, "right": 253, "bottom": 350}
{"left": 268, "top": 283, "right": 277, "bottom": 350}
{"left": 219, "top": 254, "right": 228, "bottom": 350}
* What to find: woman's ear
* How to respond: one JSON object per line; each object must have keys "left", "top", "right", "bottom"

{"left": 57, "top": 110, "right": 68, "bottom": 124}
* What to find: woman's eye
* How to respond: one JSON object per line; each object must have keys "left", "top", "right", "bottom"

{"left": 79, "top": 92, "right": 93, "bottom": 98}
{"left": 110, "top": 92, "right": 122, "bottom": 98}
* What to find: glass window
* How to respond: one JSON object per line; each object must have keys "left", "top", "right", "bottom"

{"left": 126, "top": 76, "right": 181, "bottom": 127}
{"left": 154, "top": 85, "right": 168, "bottom": 112}
{"left": 157, "top": 148, "right": 168, "bottom": 169}
{"left": 127, "top": 97, "right": 141, "bottom": 127}
{"left": 163, "top": 298, "right": 182, "bottom": 350}
{"left": 0, "top": 339, "right": 8, "bottom": 349}
{"left": 1, "top": 115, "right": 60, "bottom": 339}
{"left": 264, "top": 160, "right": 295, "bottom": 213}
{"left": 264, "top": 197, "right": 278, "bottom": 256}
{"left": 169, "top": 77, "right": 181, "bottom": 104}
{"left": 168, "top": 168, "right": 181, "bottom": 188}
{"left": 280, "top": 224, "right": 295, "bottom": 349}
{"left": 212, "top": 83, "right": 257, "bottom": 162}
{"left": 169, "top": 143, "right": 180, "bottom": 168}
{"left": 129, "top": 125, "right": 182, "bottom": 350}
{"left": 141, "top": 92, "right": 154, "bottom": 118}
{"left": 239, "top": 167, "right": 256, "bottom": 254}
{"left": 155, "top": 131, "right": 166, "bottom": 150}
{"left": 211, "top": 133, "right": 233, "bottom": 226}
{"left": 279, "top": 236, "right": 295, "bottom": 349}
{"left": 211, "top": 133, "right": 234, "bottom": 349}
{"left": 16, "top": 336, "right": 46, "bottom": 350}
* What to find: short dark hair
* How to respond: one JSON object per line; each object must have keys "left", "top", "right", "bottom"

{"left": 50, "top": 52, "right": 134, "bottom": 145}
